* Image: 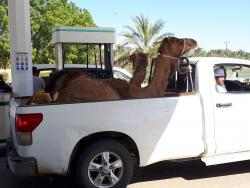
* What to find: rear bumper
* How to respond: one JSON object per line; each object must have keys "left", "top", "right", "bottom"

{"left": 7, "top": 139, "right": 37, "bottom": 177}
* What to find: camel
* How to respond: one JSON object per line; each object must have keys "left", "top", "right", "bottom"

{"left": 127, "top": 37, "right": 197, "bottom": 98}
{"left": 129, "top": 52, "right": 149, "bottom": 87}
{"left": 27, "top": 52, "right": 149, "bottom": 104}
{"left": 102, "top": 52, "right": 149, "bottom": 98}
{"left": 48, "top": 57, "right": 148, "bottom": 102}
{"left": 27, "top": 37, "right": 197, "bottom": 104}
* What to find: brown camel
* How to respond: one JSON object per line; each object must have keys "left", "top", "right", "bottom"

{"left": 27, "top": 52, "right": 149, "bottom": 104}
{"left": 27, "top": 70, "right": 122, "bottom": 103}
{"left": 100, "top": 52, "right": 149, "bottom": 99}
{"left": 129, "top": 52, "right": 149, "bottom": 87}
{"left": 127, "top": 37, "right": 197, "bottom": 98}
{"left": 28, "top": 37, "right": 197, "bottom": 104}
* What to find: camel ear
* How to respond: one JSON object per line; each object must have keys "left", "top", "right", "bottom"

{"left": 52, "top": 92, "right": 59, "bottom": 102}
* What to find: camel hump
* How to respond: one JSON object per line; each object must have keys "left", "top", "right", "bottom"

{"left": 104, "top": 78, "right": 129, "bottom": 98}
{"left": 45, "top": 70, "right": 87, "bottom": 93}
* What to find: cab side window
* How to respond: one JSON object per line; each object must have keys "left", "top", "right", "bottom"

{"left": 220, "top": 64, "right": 250, "bottom": 92}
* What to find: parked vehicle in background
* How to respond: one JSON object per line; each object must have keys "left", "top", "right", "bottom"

{"left": 112, "top": 67, "right": 132, "bottom": 81}
{"left": 34, "top": 64, "right": 133, "bottom": 84}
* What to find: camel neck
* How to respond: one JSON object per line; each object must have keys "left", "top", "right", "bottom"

{"left": 148, "top": 55, "right": 176, "bottom": 93}
{"left": 128, "top": 55, "right": 178, "bottom": 99}
{"left": 130, "top": 62, "right": 148, "bottom": 86}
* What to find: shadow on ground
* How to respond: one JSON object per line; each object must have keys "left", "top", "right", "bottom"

{"left": 131, "top": 159, "right": 250, "bottom": 184}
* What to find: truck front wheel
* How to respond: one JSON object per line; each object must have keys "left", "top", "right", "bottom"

{"left": 75, "top": 139, "right": 134, "bottom": 188}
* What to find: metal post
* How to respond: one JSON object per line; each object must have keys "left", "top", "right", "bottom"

{"left": 55, "top": 43, "right": 63, "bottom": 70}
{"left": 8, "top": 0, "right": 33, "bottom": 96}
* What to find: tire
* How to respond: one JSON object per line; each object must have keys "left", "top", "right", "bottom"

{"left": 75, "top": 139, "right": 134, "bottom": 188}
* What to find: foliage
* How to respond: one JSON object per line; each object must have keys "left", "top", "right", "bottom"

{"left": 187, "top": 48, "right": 250, "bottom": 60}
{"left": 186, "top": 47, "right": 207, "bottom": 57}
{"left": 30, "top": 0, "right": 95, "bottom": 64}
{"left": 0, "top": 0, "right": 95, "bottom": 68}
{"left": 117, "top": 14, "right": 175, "bottom": 78}
{"left": 0, "top": 72, "right": 8, "bottom": 82}
{"left": 114, "top": 44, "right": 133, "bottom": 69}
{"left": 120, "top": 14, "right": 173, "bottom": 60}
{"left": 0, "top": 0, "right": 9, "bottom": 69}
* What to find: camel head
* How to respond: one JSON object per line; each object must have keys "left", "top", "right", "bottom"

{"left": 158, "top": 37, "right": 197, "bottom": 58}
{"left": 129, "top": 52, "right": 149, "bottom": 70}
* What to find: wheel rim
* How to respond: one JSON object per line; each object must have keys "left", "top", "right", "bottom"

{"left": 88, "top": 151, "right": 124, "bottom": 188}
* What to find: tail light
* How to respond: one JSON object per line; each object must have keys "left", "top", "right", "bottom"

{"left": 16, "top": 113, "right": 43, "bottom": 132}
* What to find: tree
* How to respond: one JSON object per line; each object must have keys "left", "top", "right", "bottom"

{"left": 0, "top": 0, "right": 96, "bottom": 68}
{"left": 30, "top": 0, "right": 95, "bottom": 64}
{"left": 187, "top": 47, "right": 207, "bottom": 57}
{"left": 121, "top": 14, "right": 173, "bottom": 58}
{"left": 118, "top": 14, "right": 173, "bottom": 80}
{"left": 0, "top": 0, "right": 9, "bottom": 69}
{"left": 114, "top": 44, "right": 133, "bottom": 69}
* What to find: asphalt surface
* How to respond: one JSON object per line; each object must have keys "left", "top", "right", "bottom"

{"left": 2, "top": 147, "right": 250, "bottom": 188}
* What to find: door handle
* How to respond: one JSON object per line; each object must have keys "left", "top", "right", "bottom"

{"left": 216, "top": 103, "right": 232, "bottom": 108}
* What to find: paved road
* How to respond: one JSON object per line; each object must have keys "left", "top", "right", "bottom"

{"left": 1, "top": 152, "right": 250, "bottom": 188}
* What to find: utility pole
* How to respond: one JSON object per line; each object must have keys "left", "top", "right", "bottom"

{"left": 224, "top": 41, "right": 230, "bottom": 51}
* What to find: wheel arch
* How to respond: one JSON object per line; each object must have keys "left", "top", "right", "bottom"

{"left": 68, "top": 131, "right": 140, "bottom": 176}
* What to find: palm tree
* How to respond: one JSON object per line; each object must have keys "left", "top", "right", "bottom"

{"left": 117, "top": 14, "right": 173, "bottom": 81}
{"left": 121, "top": 14, "right": 173, "bottom": 57}
{"left": 113, "top": 43, "right": 133, "bottom": 69}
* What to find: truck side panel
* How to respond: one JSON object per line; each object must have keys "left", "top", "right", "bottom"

{"left": 12, "top": 94, "right": 204, "bottom": 175}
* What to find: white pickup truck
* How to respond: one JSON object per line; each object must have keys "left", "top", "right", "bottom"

{"left": 7, "top": 57, "right": 250, "bottom": 188}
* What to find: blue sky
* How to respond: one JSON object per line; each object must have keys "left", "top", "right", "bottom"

{"left": 71, "top": 0, "right": 250, "bottom": 52}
